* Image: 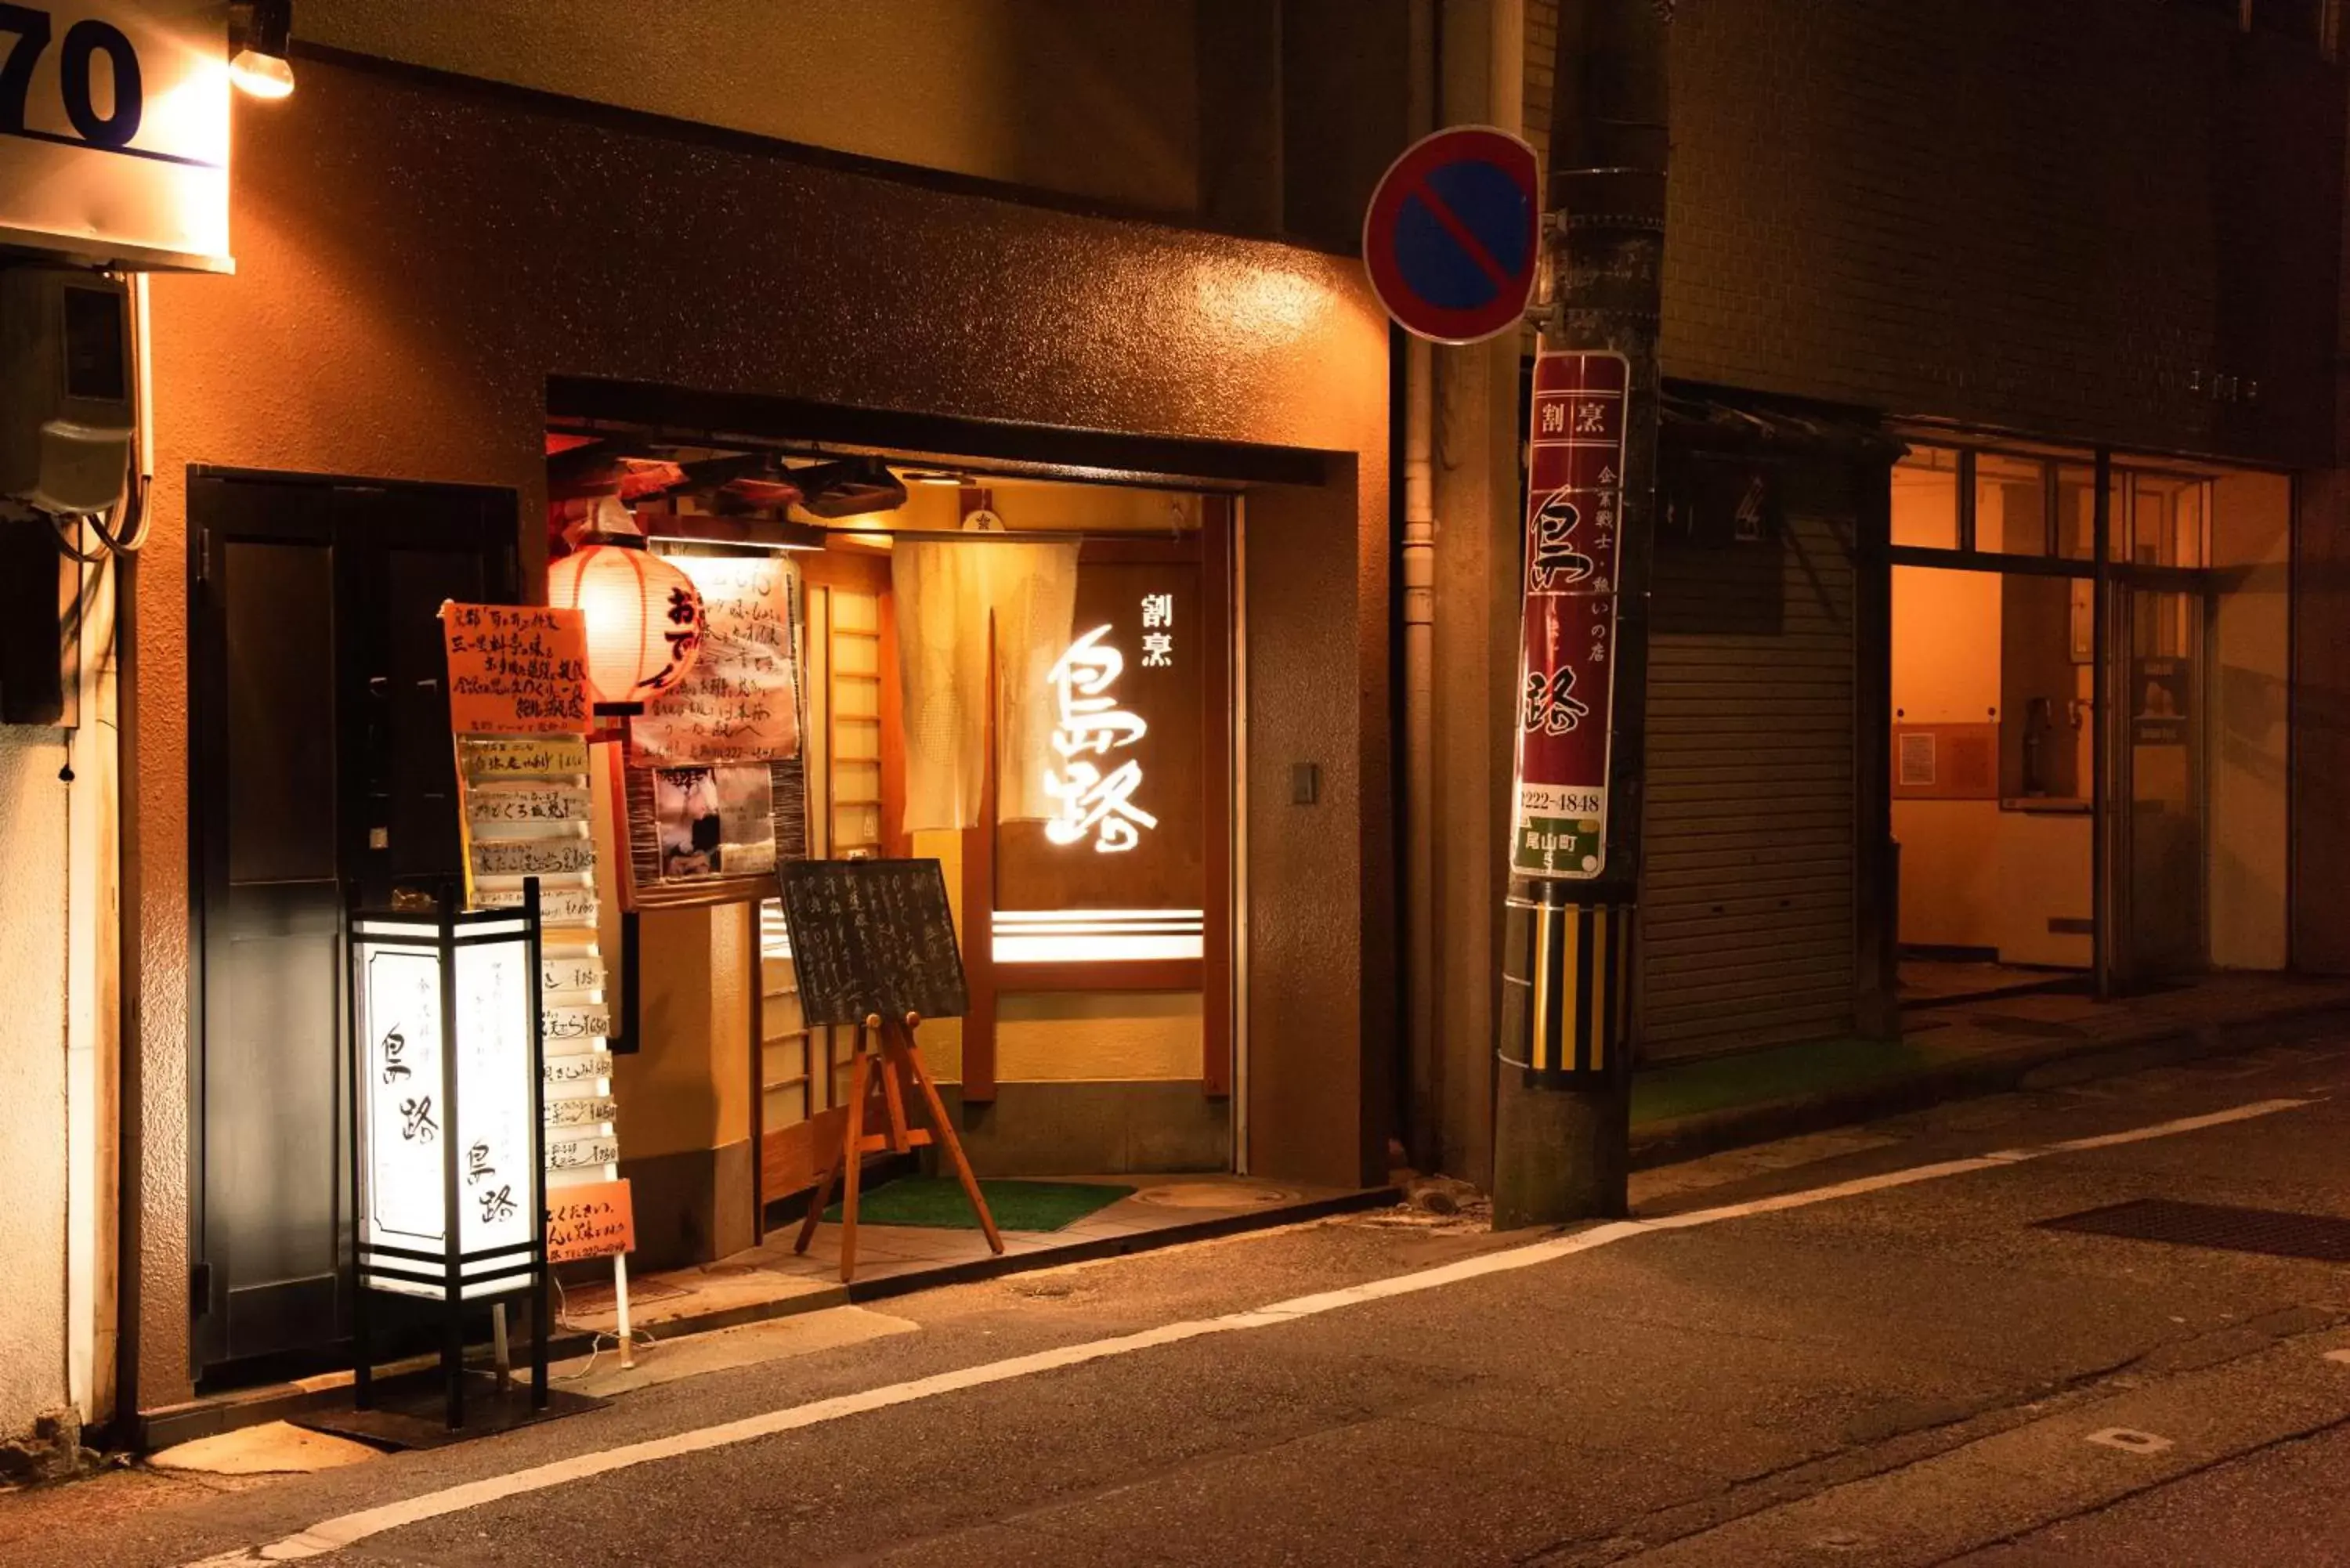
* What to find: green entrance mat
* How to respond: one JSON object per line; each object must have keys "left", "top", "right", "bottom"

{"left": 826, "top": 1177, "right": 1136, "bottom": 1232}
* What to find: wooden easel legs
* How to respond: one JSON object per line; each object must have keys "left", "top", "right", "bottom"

{"left": 791, "top": 1013, "right": 1004, "bottom": 1281}
{"left": 886, "top": 1018, "right": 1004, "bottom": 1256}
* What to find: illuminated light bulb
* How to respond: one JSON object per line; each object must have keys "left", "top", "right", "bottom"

{"left": 229, "top": 49, "right": 294, "bottom": 99}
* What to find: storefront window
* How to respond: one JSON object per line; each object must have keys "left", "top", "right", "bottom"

{"left": 1892, "top": 446, "right": 1960, "bottom": 548}
{"left": 1976, "top": 452, "right": 2051, "bottom": 556}
{"left": 2055, "top": 464, "right": 2099, "bottom": 561}
{"left": 2126, "top": 472, "right": 2208, "bottom": 569}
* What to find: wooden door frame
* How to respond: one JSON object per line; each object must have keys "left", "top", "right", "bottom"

{"left": 185, "top": 465, "right": 518, "bottom": 1382}
{"left": 958, "top": 521, "right": 1236, "bottom": 1104}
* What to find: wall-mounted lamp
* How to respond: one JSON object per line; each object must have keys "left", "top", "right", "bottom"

{"left": 230, "top": 0, "right": 295, "bottom": 99}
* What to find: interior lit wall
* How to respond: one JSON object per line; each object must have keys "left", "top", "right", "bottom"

{"left": 136, "top": 56, "right": 1386, "bottom": 1405}
{"left": 1891, "top": 566, "right": 2092, "bottom": 966}
{"left": 0, "top": 728, "right": 68, "bottom": 1438}
{"left": 998, "top": 994, "right": 1204, "bottom": 1081}
{"left": 301, "top": 0, "right": 1203, "bottom": 215}
{"left": 2211, "top": 473, "right": 2290, "bottom": 970}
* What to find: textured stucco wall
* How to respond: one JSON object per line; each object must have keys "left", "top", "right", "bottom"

{"left": 301, "top": 0, "right": 1203, "bottom": 215}
{"left": 136, "top": 56, "right": 1386, "bottom": 1404}
{"left": 1526, "top": 0, "right": 2344, "bottom": 465}
{"left": 0, "top": 726, "right": 69, "bottom": 1437}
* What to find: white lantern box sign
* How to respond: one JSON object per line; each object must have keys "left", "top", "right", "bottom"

{"left": 351, "top": 901, "right": 546, "bottom": 1303}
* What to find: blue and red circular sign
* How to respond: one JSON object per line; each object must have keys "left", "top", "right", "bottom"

{"left": 1363, "top": 125, "right": 1541, "bottom": 345}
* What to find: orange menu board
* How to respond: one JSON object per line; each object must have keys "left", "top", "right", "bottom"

{"left": 440, "top": 602, "right": 591, "bottom": 735}
{"left": 546, "top": 1178, "right": 636, "bottom": 1263}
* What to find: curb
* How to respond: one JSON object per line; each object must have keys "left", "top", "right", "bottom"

{"left": 136, "top": 1184, "right": 1397, "bottom": 1454}
{"left": 1627, "top": 999, "right": 2350, "bottom": 1172}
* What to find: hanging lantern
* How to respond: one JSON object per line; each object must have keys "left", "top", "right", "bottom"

{"left": 545, "top": 511, "right": 706, "bottom": 713}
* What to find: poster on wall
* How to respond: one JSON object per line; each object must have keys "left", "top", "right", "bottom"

{"left": 441, "top": 604, "right": 591, "bottom": 735}
{"left": 615, "top": 555, "right": 808, "bottom": 911}
{"left": 650, "top": 764, "right": 776, "bottom": 880}
{"left": 627, "top": 555, "right": 802, "bottom": 767}
{"left": 1509, "top": 349, "right": 1629, "bottom": 880}
{"left": 2131, "top": 657, "right": 2190, "bottom": 746}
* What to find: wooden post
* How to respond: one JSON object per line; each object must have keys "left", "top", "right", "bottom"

{"left": 835, "top": 1047, "right": 874, "bottom": 1281}
{"left": 891, "top": 1013, "right": 1003, "bottom": 1255}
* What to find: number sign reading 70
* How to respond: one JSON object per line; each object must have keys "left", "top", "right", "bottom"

{"left": 0, "top": 5, "right": 143, "bottom": 150}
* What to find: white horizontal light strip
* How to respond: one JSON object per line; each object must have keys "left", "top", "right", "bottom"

{"left": 995, "top": 909, "right": 1206, "bottom": 927}
{"left": 994, "top": 933, "right": 1204, "bottom": 963}
{"left": 993, "top": 908, "right": 1205, "bottom": 963}
{"left": 999, "top": 923, "right": 1201, "bottom": 937}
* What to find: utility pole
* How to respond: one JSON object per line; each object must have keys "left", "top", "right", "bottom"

{"left": 1491, "top": 0, "right": 1670, "bottom": 1227}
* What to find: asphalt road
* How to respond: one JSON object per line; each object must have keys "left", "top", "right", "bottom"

{"left": 8, "top": 1024, "right": 2350, "bottom": 1567}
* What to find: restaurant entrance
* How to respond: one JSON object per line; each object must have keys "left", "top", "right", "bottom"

{"left": 544, "top": 419, "right": 1249, "bottom": 1274}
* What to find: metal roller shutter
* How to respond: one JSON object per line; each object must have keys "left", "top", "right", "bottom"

{"left": 1640, "top": 461, "right": 1857, "bottom": 1060}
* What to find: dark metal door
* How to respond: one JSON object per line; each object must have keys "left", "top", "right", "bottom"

{"left": 190, "top": 471, "right": 516, "bottom": 1381}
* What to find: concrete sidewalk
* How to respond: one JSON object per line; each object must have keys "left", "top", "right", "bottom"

{"left": 1630, "top": 973, "right": 2350, "bottom": 1169}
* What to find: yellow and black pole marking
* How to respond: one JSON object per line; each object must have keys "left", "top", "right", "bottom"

{"left": 1502, "top": 896, "right": 1633, "bottom": 1086}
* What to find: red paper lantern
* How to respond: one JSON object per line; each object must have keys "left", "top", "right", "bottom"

{"left": 545, "top": 544, "right": 706, "bottom": 710}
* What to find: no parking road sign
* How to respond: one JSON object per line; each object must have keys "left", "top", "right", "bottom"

{"left": 1363, "top": 125, "right": 1541, "bottom": 345}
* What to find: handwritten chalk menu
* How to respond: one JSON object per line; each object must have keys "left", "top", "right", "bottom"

{"left": 629, "top": 555, "right": 803, "bottom": 768}
{"left": 779, "top": 858, "right": 971, "bottom": 1028}
{"left": 440, "top": 603, "right": 591, "bottom": 735}
{"left": 547, "top": 1179, "right": 636, "bottom": 1264}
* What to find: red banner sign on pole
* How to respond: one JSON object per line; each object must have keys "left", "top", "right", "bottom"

{"left": 1511, "top": 349, "right": 1631, "bottom": 880}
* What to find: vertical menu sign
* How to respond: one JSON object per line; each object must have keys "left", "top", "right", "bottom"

{"left": 1510, "top": 350, "right": 1630, "bottom": 880}
{"left": 439, "top": 603, "right": 630, "bottom": 1258}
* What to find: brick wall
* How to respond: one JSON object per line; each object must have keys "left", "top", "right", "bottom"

{"left": 1527, "top": 0, "right": 2345, "bottom": 465}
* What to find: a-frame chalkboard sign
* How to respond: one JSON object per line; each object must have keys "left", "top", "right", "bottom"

{"left": 779, "top": 858, "right": 970, "bottom": 1028}
{"left": 777, "top": 858, "right": 1000, "bottom": 1279}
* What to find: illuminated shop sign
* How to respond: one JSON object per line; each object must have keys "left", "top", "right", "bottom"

{"left": 0, "top": 2, "right": 233, "bottom": 271}
{"left": 1043, "top": 587, "right": 1180, "bottom": 854}
{"left": 1044, "top": 624, "right": 1152, "bottom": 853}
{"left": 352, "top": 909, "right": 540, "bottom": 1302}
{"left": 1003, "top": 560, "right": 1206, "bottom": 962}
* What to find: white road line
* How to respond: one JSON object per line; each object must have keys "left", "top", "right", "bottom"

{"left": 190, "top": 1095, "right": 2315, "bottom": 1566}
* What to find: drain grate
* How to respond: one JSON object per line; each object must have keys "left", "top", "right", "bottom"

{"left": 2037, "top": 1198, "right": 2350, "bottom": 1263}
{"left": 1968, "top": 1013, "right": 2091, "bottom": 1040}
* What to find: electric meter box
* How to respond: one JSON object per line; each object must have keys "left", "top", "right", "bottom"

{"left": 1, "top": 268, "right": 135, "bottom": 515}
